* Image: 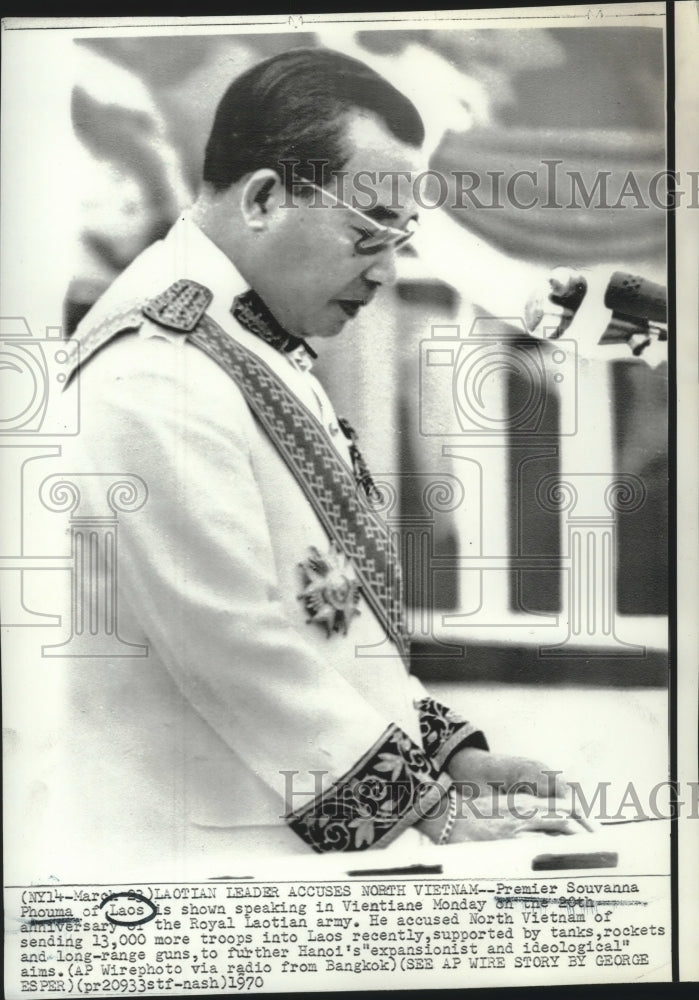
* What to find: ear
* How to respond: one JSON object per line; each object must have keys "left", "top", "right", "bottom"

{"left": 240, "top": 169, "right": 282, "bottom": 231}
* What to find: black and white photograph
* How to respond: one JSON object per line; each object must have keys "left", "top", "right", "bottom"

{"left": 2, "top": 3, "right": 697, "bottom": 993}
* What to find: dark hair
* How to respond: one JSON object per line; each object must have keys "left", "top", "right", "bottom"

{"left": 202, "top": 47, "right": 424, "bottom": 191}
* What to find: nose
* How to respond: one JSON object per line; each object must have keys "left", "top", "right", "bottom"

{"left": 362, "top": 248, "right": 398, "bottom": 287}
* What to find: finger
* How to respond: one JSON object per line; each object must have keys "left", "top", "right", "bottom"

{"left": 507, "top": 794, "right": 575, "bottom": 823}
{"left": 540, "top": 789, "right": 597, "bottom": 832}
{"left": 571, "top": 811, "right": 598, "bottom": 833}
{"left": 520, "top": 813, "right": 580, "bottom": 836}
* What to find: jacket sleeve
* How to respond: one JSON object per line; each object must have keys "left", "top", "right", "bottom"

{"left": 77, "top": 333, "right": 449, "bottom": 852}
{"left": 409, "top": 675, "right": 489, "bottom": 771}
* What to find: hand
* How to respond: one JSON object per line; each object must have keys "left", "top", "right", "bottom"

{"left": 449, "top": 790, "right": 581, "bottom": 842}
{"left": 447, "top": 747, "right": 570, "bottom": 799}
{"left": 417, "top": 786, "right": 581, "bottom": 844}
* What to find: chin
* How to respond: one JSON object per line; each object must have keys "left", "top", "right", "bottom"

{"left": 323, "top": 325, "right": 350, "bottom": 339}
{"left": 309, "top": 317, "right": 351, "bottom": 340}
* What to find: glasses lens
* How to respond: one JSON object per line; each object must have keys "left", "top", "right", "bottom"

{"left": 355, "top": 227, "right": 415, "bottom": 255}
{"left": 297, "top": 178, "right": 417, "bottom": 256}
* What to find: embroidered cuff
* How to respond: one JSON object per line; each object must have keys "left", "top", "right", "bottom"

{"left": 416, "top": 696, "right": 488, "bottom": 770}
{"left": 286, "top": 724, "right": 451, "bottom": 852}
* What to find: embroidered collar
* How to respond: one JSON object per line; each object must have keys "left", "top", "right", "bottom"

{"left": 232, "top": 289, "right": 317, "bottom": 364}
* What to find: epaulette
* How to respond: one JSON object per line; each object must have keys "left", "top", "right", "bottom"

{"left": 64, "top": 279, "right": 214, "bottom": 388}
{"left": 142, "top": 279, "right": 213, "bottom": 332}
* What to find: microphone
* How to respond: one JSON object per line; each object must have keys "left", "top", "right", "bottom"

{"left": 604, "top": 271, "right": 666, "bottom": 325}
{"left": 524, "top": 266, "right": 588, "bottom": 339}
{"left": 600, "top": 271, "right": 667, "bottom": 356}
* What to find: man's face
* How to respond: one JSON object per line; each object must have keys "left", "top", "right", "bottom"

{"left": 250, "top": 110, "right": 423, "bottom": 340}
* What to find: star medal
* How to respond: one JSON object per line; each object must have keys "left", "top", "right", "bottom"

{"left": 298, "top": 544, "right": 361, "bottom": 636}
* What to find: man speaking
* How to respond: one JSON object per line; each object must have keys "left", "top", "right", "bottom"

{"left": 59, "top": 47, "right": 578, "bottom": 867}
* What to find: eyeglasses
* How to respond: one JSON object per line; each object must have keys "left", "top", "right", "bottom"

{"left": 297, "top": 178, "right": 417, "bottom": 256}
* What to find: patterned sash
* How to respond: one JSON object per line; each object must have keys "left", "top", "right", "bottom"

{"left": 65, "top": 290, "right": 409, "bottom": 663}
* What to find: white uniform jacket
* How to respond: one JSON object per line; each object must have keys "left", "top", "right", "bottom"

{"left": 53, "top": 217, "right": 486, "bottom": 871}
